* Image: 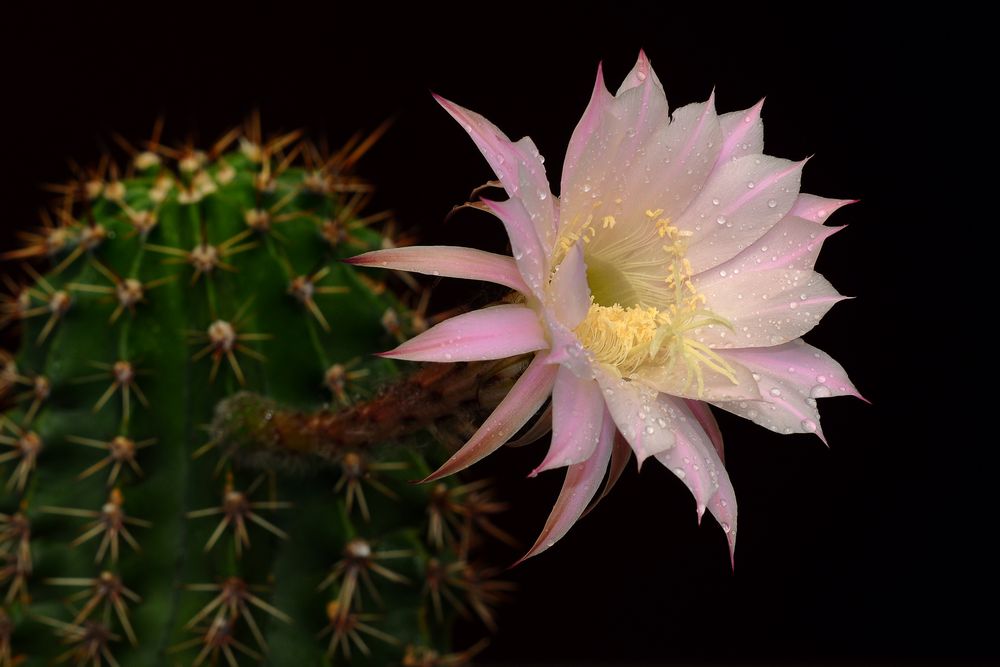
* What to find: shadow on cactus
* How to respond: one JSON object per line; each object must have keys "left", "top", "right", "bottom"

{"left": 0, "top": 114, "right": 514, "bottom": 665}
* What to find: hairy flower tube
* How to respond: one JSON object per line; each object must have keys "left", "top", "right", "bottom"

{"left": 348, "top": 52, "right": 861, "bottom": 564}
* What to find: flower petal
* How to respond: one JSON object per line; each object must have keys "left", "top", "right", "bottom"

{"left": 480, "top": 197, "right": 547, "bottom": 299}
{"left": 627, "top": 95, "right": 723, "bottom": 224}
{"left": 630, "top": 354, "right": 761, "bottom": 402}
{"left": 379, "top": 304, "right": 546, "bottom": 362}
{"left": 684, "top": 399, "right": 726, "bottom": 463}
{"left": 697, "top": 216, "right": 844, "bottom": 277}
{"left": 652, "top": 396, "right": 731, "bottom": 526}
{"left": 560, "top": 57, "right": 671, "bottom": 224}
{"left": 713, "top": 340, "right": 861, "bottom": 441}
{"left": 789, "top": 194, "right": 856, "bottom": 223}
{"left": 708, "top": 470, "right": 738, "bottom": 567}
{"left": 561, "top": 62, "right": 614, "bottom": 202}
{"left": 516, "top": 405, "right": 615, "bottom": 562}
{"left": 582, "top": 432, "right": 632, "bottom": 518}
{"left": 680, "top": 156, "right": 805, "bottom": 273}
{"left": 717, "top": 99, "right": 765, "bottom": 163}
{"left": 595, "top": 368, "right": 680, "bottom": 466}
{"left": 548, "top": 242, "right": 591, "bottom": 328}
{"left": 693, "top": 268, "right": 847, "bottom": 348}
{"left": 531, "top": 366, "right": 604, "bottom": 475}
{"left": 346, "top": 245, "right": 529, "bottom": 293}
{"left": 505, "top": 402, "right": 552, "bottom": 448}
{"left": 422, "top": 354, "right": 558, "bottom": 483}
{"left": 434, "top": 94, "right": 556, "bottom": 248}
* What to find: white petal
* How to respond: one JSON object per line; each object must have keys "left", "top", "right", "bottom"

{"left": 595, "top": 367, "right": 679, "bottom": 465}
{"left": 713, "top": 340, "right": 861, "bottom": 440}
{"left": 679, "top": 155, "right": 804, "bottom": 273}
{"left": 692, "top": 268, "right": 846, "bottom": 348}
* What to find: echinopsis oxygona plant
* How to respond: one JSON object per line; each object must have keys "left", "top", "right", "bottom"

{"left": 350, "top": 51, "right": 863, "bottom": 563}
{"left": 0, "top": 116, "right": 511, "bottom": 664}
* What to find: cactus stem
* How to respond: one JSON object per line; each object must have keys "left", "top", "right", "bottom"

{"left": 453, "top": 565, "right": 515, "bottom": 633}
{"left": 11, "top": 374, "right": 49, "bottom": 426}
{"left": 183, "top": 577, "right": 291, "bottom": 653}
{"left": 67, "top": 260, "right": 173, "bottom": 323}
{"left": 318, "top": 538, "right": 412, "bottom": 613}
{"left": 32, "top": 615, "right": 122, "bottom": 666}
{"left": 334, "top": 452, "right": 407, "bottom": 522}
{"left": 0, "top": 418, "right": 42, "bottom": 493}
{"left": 21, "top": 264, "right": 72, "bottom": 344}
{"left": 318, "top": 600, "right": 399, "bottom": 659}
{"left": 46, "top": 572, "right": 141, "bottom": 647}
{"left": 82, "top": 360, "right": 149, "bottom": 419}
{"left": 0, "top": 511, "right": 31, "bottom": 604}
{"left": 185, "top": 473, "right": 291, "bottom": 556}
{"left": 402, "top": 639, "right": 490, "bottom": 667}
{"left": 146, "top": 228, "right": 258, "bottom": 285}
{"left": 423, "top": 557, "right": 469, "bottom": 623}
{"left": 288, "top": 266, "right": 349, "bottom": 332}
{"left": 190, "top": 319, "right": 270, "bottom": 386}
{"left": 65, "top": 435, "right": 153, "bottom": 486}
{"left": 170, "top": 615, "right": 263, "bottom": 666}
{"left": 324, "top": 360, "right": 369, "bottom": 405}
{"left": 41, "top": 489, "right": 150, "bottom": 564}
{"left": 0, "top": 278, "right": 32, "bottom": 330}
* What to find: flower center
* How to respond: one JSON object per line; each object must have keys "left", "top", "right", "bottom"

{"left": 568, "top": 208, "right": 739, "bottom": 395}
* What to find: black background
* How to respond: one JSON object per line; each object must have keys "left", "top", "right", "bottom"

{"left": 1, "top": 5, "right": 979, "bottom": 666}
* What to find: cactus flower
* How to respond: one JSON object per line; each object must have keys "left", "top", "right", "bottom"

{"left": 349, "top": 52, "right": 861, "bottom": 563}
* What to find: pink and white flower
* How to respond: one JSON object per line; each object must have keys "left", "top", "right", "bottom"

{"left": 348, "top": 52, "right": 861, "bottom": 564}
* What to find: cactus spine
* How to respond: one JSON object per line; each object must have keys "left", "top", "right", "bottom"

{"left": 0, "top": 117, "right": 506, "bottom": 665}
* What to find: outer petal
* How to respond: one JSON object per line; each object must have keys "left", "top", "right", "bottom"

{"left": 480, "top": 197, "right": 547, "bottom": 299}
{"left": 595, "top": 368, "right": 679, "bottom": 465}
{"left": 379, "top": 304, "right": 546, "bottom": 362}
{"left": 560, "top": 57, "right": 670, "bottom": 224}
{"left": 423, "top": 354, "right": 558, "bottom": 482}
{"left": 680, "top": 156, "right": 805, "bottom": 273}
{"left": 561, "top": 62, "right": 614, "bottom": 202}
{"left": 517, "top": 405, "right": 616, "bottom": 562}
{"left": 717, "top": 99, "right": 765, "bottom": 163}
{"left": 708, "top": 467, "right": 738, "bottom": 566}
{"left": 346, "top": 245, "right": 529, "bottom": 293}
{"left": 697, "top": 216, "right": 844, "bottom": 277}
{"left": 582, "top": 432, "right": 632, "bottom": 518}
{"left": 434, "top": 94, "right": 557, "bottom": 248}
{"left": 788, "top": 194, "right": 856, "bottom": 223}
{"left": 547, "top": 242, "right": 591, "bottom": 329}
{"left": 713, "top": 339, "right": 861, "bottom": 440}
{"left": 692, "top": 268, "right": 847, "bottom": 348}
{"left": 684, "top": 399, "right": 725, "bottom": 463}
{"left": 627, "top": 95, "right": 723, "bottom": 224}
{"left": 653, "top": 395, "right": 728, "bottom": 521}
{"left": 531, "top": 366, "right": 604, "bottom": 475}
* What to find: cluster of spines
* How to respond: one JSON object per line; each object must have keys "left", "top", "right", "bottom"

{"left": 0, "top": 115, "right": 505, "bottom": 666}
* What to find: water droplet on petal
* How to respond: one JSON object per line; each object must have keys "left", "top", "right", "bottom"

{"left": 801, "top": 419, "right": 818, "bottom": 433}
{"left": 716, "top": 215, "right": 727, "bottom": 225}
{"left": 673, "top": 468, "right": 686, "bottom": 479}
{"left": 769, "top": 387, "right": 782, "bottom": 397}
{"left": 810, "top": 385, "right": 832, "bottom": 398}
{"left": 767, "top": 198, "right": 777, "bottom": 208}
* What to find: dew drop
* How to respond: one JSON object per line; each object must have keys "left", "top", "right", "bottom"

{"left": 810, "top": 385, "right": 832, "bottom": 398}
{"left": 645, "top": 425, "right": 655, "bottom": 435}
{"left": 767, "top": 198, "right": 777, "bottom": 208}
{"left": 716, "top": 215, "right": 727, "bottom": 225}
{"left": 769, "top": 387, "right": 782, "bottom": 397}
{"left": 800, "top": 419, "right": 818, "bottom": 433}
{"left": 673, "top": 468, "right": 686, "bottom": 479}
{"left": 712, "top": 197, "right": 720, "bottom": 205}
{"left": 747, "top": 181, "right": 756, "bottom": 189}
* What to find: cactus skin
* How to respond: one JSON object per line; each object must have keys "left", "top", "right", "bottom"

{"left": 0, "top": 121, "right": 504, "bottom": 665}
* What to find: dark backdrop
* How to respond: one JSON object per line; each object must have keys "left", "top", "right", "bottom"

{"left": 1, "top": 5, "right": 977, "bottom": 666}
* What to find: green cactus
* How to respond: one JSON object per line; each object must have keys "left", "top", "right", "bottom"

{"left": 0, "top": 117, "right": 510, "bottom": 666}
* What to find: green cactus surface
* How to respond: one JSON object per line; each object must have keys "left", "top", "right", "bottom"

{"left": 0, "top": 118, "right": 508, "bottom": 666}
